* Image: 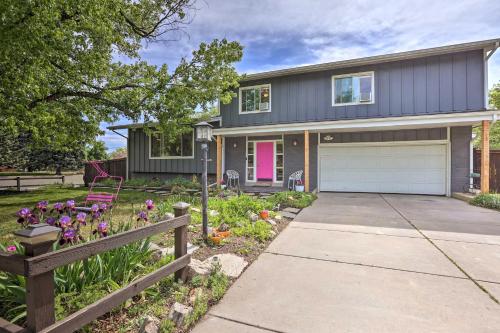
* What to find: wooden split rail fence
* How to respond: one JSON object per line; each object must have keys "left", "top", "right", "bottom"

{"left": 0, "top": 176, "right": 66, "bottom": 191}
{"left": 0, "top": 203, "right": 191, "bottom": 333}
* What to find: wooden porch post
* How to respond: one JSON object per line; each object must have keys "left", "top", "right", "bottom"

{"left": 304, "top": 130, "right": 310, "bottom": 192}
{"left": 216, "top": 135, "right": 222, "bottom": 186}
{"left": 481, "top": 120, "right": 490, "bottom": 193}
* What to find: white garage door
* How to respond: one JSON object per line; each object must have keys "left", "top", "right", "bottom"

{"left": 319, "top": 143, "right": 447, "bottom": 195}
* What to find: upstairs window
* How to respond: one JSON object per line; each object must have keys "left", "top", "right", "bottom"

{"left": 240, "top": 84, "right": 271, "bottom": 113}
{"left": 332, "top": 72, "right": 374, "bottom": 106}
{"left": 150, "top": 130, "right": 194, "bottom": 159}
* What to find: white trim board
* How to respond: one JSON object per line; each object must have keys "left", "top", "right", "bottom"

{"left": 213, "top": 111, "right": 500, "bottom": 136}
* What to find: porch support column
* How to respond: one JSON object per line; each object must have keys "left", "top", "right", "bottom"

{"left": 216, "top": 135, "right": 222, "bottom": 186}
{"left": 481, "top": 120, "right": 490, "bottom": 193}
{"left": 304, "top": 130, "right": 310, "bottom": 192}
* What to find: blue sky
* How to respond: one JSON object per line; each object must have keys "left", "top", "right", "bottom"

{"left": 102, "top": 0, "right": 500, "bottom": 152}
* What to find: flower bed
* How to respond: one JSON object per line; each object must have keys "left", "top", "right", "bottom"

{"left": 0, "top": 190, "right": 316, "bottom": 332}
{"left": 470, "top": 193, "right": 500, "bottom": 211}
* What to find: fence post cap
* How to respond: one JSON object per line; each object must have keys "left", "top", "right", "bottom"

{"left": 173, "top": 202, "right": 191, "bottom": 210}
{"left": 14, "top": 224, "right": 60, "bottom": 245}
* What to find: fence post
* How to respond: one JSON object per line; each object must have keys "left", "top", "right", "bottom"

{"left": 173, "top": 202, "right": 190, "bottom": 282}
{"left": 14, "top": 224, "right": 60, "bottom": 332}
{"left": 16, "top": 176, "right": 20, "bottom": 191}
{"left": 61, "top": 175, "right": 65, "bottom": 184}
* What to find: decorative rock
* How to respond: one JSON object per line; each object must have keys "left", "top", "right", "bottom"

{"left": 209, "top": 209, "right": 219, "bottom": 217}
{"left": 191, "top": 207, "right": 201, "bottom": 213}
{"left": 160, "top": 212, "right": 175, "bottom": 221}
{"left": 280, "top": 211, "right": 297, "bottom": 219}
{"left": 247, "top": 211, "right": 259, "bottom": 222}
{"left": 207, "top": 254, "right": 248, "bottom": 278}
{"left": 270, "top": 230, "right": 277, "bottom": 237}
{"left": 189, "top": 258, "right": 212, "bottom": 276}
{"left": 218, "top": 223, "right": 230, "bottom": 232}
{"left": 150, "top": 242, "right": 199, "bottom": 258}
{"left": 283, "top": 207, "right": 300, "bottom": 214}
{"left": 266, "top": 219, "right": 276, "bottom": 226}
{"left": 139, "top": 315, "right": 160, "bottom": 333}
{"left": 189, "top": 254, "right": 248, "bottom": 278}
{"left": 275, "top": 214, "right": 282, "bottom": 221}
{"left": 168, "top": 302, "right": 193, "bottom": 327}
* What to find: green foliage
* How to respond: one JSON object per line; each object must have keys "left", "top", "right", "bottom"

{"left": 470, "top": 193, "right": 500, "bottom": 211}
{"left": 0, "top": 243, "right": 26, "bottom": 324}
{"left": 124, "top": 178, "right": 163, "bottom": 187}
{"left": 207, "top": 263, "right": 229, "bottom": 301}
{"left": 270, "top": 191, "right": 317, "bottom": 209}
{"left": 165, "top": 176, "right": 200, "bottom": 189}
{"left": 183, "top": 294, "right": 208, "bottom": 329}
{"left": 474, "top": 83, "right": 500, "bottom": 149}
{"left": 208, "top": 194, "right": 273, "bottom": 227}
{"left": 0, "top": 0, "right": 242, "bottom": 149}
{"left": 85, "top": 141, "right": 108, "bottom": 161}
{"left": 0, "top": 133, "right": 85, "bottom": 171}
{"left": 233, "top": 220, "right": 272, "bottom": 242}
{"left": 190, "top": 274, "right": 208, "bottom": 288}
{"left": 159, "top": 319, "right": 176, "bottom": 333}
{"left": 109, "top": 147, "right": 127, "bottom": 159}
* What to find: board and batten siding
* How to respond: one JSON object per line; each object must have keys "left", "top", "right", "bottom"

{"left": 128, "top": 128, "right": 216, "bottom": 175}
{"left": 220, "top": 50, "right": 485, "bottom": 127}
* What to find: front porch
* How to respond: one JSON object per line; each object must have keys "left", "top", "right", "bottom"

{"left": 213, "top": 111, "right": 497, "bottom": 195}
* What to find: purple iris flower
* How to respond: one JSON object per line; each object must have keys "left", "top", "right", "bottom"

{"left": 17, "top": 208, "right": 31, "bottom": 218}
{"left": 91, "top": 204, "right": 99, "bottom": 213}
{"left": 66, "top": 200, "right": 76, "bottom": 210}
{"left": 53, "top": 202, "right": 64, "bottom": 212}
{"left": 36, "top": 201, "right": 48, "bottom": 212}
{"left": 63, "top": 228, "right": 77, "bottom": 240}
{"left": 145, "top": 199, "right": 154, "bottom": 210}
{"left": 6, "top": 245, "right": 17, "bottom": 252}
{"left": 45, "top": 217, "right": 57, "bottom": 226}
{"left": 59, "top": 215, "right": 71, "bottom": 228}
{"left": 76, "top": 212, "right": 87, "bottom": 224}
{"left": 97, "top": 222, "right": 108, "bottom": 237}
{"left": 137, "top": 210, "right": 148, "bottom": 222}
{"left": 99, "top": 203, "right": 108, "bottom": 211}
{"left": 27, "top": 215, "right": 39, "bottom": 225}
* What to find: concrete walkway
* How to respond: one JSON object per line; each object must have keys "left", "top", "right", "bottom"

{"left": 193, "top": 193, "right": 500, "bottom": 333}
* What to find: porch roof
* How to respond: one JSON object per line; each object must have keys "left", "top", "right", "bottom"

{"left": 213, "top": 110, "right": 500, "bottom": 136}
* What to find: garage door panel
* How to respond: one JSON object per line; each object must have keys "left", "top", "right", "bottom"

{"left": 319, "top": 143, "right": 446, "bottom": 195}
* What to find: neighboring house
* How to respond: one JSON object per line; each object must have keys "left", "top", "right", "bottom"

{"left": 109, "top": 38, "right": 500, "bottom": 196}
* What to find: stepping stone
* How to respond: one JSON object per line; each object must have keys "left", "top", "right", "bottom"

{"left": 283, "top": 207, "right": 300, "bottom": 214}
{"left": 189, "top": 254, "right": 248, "bottom": 278}
{"left": 280, "top": 211, "right": 297, "bottom": 219}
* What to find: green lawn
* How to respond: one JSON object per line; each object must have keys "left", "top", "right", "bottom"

{"left": 0, "top": 185, "right": 174, "bottom": 242}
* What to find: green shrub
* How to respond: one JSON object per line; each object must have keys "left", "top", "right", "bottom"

{"left": 166, "top": 176, "right": 200, "bottom": 190}
{"left": 270, "top": 191, "right": 317, "bottom": 209}
{"left": 233, "top": 220, "right": 272, "bottom": 242}
{"left": 208, "top": 195, "right": 273, "bottom": 227}
{"left": 470, "top": 193, "right": 500, "bottom": 211}
{"left": 183, "top": 294, "right": 208, "bottom": 329}
{"left": 207, "top": 263, "right": 229, "bottom": 301}
{"left": 125, "top": 178, "right": 164, "bottom": 187}
{"left": 159, "top": 319, "right": 176, "bottom": 333}
{"left": 190, "top": 274, "right": 207, "bottom": 288}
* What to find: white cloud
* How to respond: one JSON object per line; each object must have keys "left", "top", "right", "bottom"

{"left": 107, "top": 0, "right": 500, "bottom": 150}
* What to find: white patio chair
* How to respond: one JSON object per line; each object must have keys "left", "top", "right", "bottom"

{"left": 226, "top": 170, "right": 240, "bottom": 188}
{"left": 288, "top": 170, "right": 303, "bottom": 190}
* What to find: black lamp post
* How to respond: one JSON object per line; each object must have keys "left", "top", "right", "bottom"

{"left": 194, "top": 121, "right": 213, "bottom": 239}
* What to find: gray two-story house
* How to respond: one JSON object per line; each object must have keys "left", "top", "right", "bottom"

{"left": 109, "top": 38, "right": 500, "bottom": 196}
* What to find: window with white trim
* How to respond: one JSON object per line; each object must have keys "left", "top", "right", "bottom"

{"left": 240, "top": 84, "right": 271, "bottom": 113}
{"left": 332, "top": 72, "right": 374, "bottom": 105}
{"left": 150, "top": 130, "right": 194, "bottom": 159}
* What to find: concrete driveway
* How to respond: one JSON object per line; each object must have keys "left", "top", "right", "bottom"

{"left": 193, "top": 193, "right": 500, "bottom": 333}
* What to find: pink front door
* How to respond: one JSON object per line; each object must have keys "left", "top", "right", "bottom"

{"left": 256, "top": 142, "right": 274, "bottom": 180}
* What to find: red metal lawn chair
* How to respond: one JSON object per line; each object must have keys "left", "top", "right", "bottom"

{"left": 77, "top": 161, "right": 123, "bottom": 211}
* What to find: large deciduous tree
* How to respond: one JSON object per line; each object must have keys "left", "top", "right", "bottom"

{"left": 474, "top": 83, "right": 500, "bottom": 149}
{"left": 0, "top": 0, "right": 242, "bottom": 149}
